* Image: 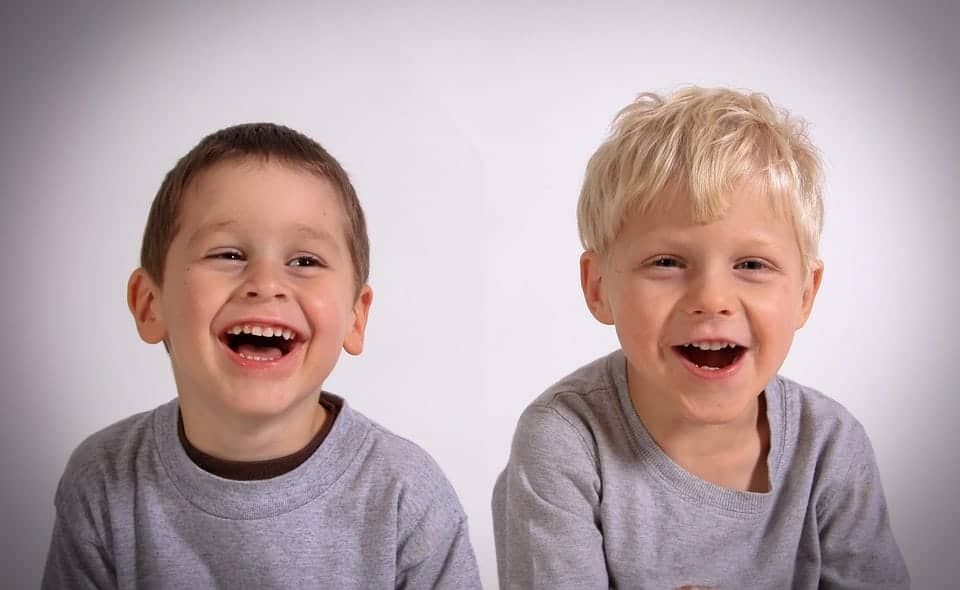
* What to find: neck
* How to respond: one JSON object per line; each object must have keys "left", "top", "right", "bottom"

{"left": 178, "top": 395, "right": 327, "bottom": 462}
{"left": 637, "top": 392, "right": 763, "bottom": 458}
{"left": 627, "top": 368, "right": 770, "bottom": 492}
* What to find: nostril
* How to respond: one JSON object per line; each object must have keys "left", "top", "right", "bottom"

{"left": 246, "top": 290, "right": 259, "bottom": 298}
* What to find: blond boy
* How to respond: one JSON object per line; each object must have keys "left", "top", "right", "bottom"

{"left": 493, "top": 88, "right": 908, "bottom": 588}
{"left": 43, "top": 123, "right": 481, "bottom": 589}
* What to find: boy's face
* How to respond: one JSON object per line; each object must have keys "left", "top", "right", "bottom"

{"left": 581, "top": 183, "right": 822, "bottom": 426}
{"left": 129, "top": 158, "right": 371, "bottom": 423}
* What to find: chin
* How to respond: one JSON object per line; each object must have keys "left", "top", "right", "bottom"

{"left": 221, "top": 388, "right": 313, "bottom": 420}
{"left": 678, "top": 393, "right": 759, "bottom": 426}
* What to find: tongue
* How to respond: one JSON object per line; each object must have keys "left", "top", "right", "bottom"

{"left": 237, "top": 343, "right": 284, "bottom": 361}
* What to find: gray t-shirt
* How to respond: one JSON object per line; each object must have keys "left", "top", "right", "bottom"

{"left": 492, "top": 350, "right": 908, "bottom": 589}
{"left": 43, "top": 394, "right": 482, "bottom": 589}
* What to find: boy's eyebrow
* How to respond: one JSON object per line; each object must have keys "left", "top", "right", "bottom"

{"left": 631, "top": 231, "right": 790, "bottom": 252}
{"left": 187, "top": 220, "right": 238, "bottom": 247}
{"left": 292, "top": 223, "right": 342, "bottom": 251}
{"left": 721, "top": 235, "right": 785, "bottom": 250}
{"left": 186, "top": 220, "right": 342, "bottom": 250}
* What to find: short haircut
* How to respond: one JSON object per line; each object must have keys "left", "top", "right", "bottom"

{"left": 140, "top": 123, "right": 369, "bottom": 293}
{"left": 577, "top": 87, "right": 824, "bottom": 263}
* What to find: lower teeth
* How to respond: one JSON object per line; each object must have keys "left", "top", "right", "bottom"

{"left": 239, "top": 353, "right": 272, "bottom": 362}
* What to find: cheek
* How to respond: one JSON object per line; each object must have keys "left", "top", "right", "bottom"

{"left": 612, "top": 295, "right": 669, "bottom": 351}
{"left": 750, "top": 288, "right": 803, "bottom": 350}
{"left": 303, "top": 289, "right": 354, "bottom": 331}
{"left": 168, "top": 270, "right": 220, "bottom": 330}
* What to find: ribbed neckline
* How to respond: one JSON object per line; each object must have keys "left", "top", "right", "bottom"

{"left": 152, "top": 393, "right": 369, "bottom": 520}
{"left": 177, "top": 396, "right": 341, "bottom": 481}
{"left": 607, "top": 350, "right": 786, "bottom": 515}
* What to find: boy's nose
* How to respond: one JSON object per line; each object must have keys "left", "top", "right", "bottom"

{"left": 241, "top": 263, "right": 288, "bottom": 301}
{"left": 685, "top": 272, "right": 734, "bottom": 316}
{"left": 245, "top": 287, "right": 287, "bottom": 300}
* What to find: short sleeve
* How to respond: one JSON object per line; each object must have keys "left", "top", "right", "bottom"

{"left": 817, "top": 424, "right": 909, "bottom": 589}
{"left": 394, "top": 457, "right": 482, "bottom": 590}
{"left": 42, "top": 476, "right": 116, "bottom": 590}
{"left": 492, "top": 404, "right": 608, "bottom": 590}
{"left": 396, "top": 504, "right": 480, "bottom": 590}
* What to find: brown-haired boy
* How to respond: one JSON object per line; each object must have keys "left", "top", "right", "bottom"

{"left": 492, "top": 88, "right": 908, "bottom": 588}
{"left": 43, "top": 123, "right": 481, "bottom": 589}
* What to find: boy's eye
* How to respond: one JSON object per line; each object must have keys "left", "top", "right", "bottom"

{"left": 208, "top": 250, "right": 244, "bottom": 261}
{"left": 651, "top": 257, "right": 682, "bottom": 268}
{"left": 733, "top": 258, "right": 775, "bottom": 271}
{"left": 288, "top": 255, "right": 324, "bottom": 268}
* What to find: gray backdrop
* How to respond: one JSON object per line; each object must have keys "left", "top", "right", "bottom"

{"left": 2, "top": 0, "right": 958, "bottom": 588}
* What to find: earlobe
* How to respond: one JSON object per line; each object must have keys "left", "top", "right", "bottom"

{"left": 581, "top": 251, "right": 614, "bottom": 325}
{"left": 343, "top": 285, "right": 373, "bottom": 355}
{"left": 797, "top": 260, "right": 824, "bottom": 328}
{"left": 127, "top": 268, "right": 167, "bottom": 344}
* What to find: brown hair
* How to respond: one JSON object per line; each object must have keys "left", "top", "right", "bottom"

{"left": 140, "top": 123, "right": 370, "bottom": 293}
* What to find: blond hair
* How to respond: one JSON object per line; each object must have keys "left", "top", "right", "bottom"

{"left": 577, "top": 87, "right": 824, "bottom": 262}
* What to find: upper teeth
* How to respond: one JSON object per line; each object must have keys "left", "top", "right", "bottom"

{"left": 227, "top": 324, "right": 295, "bottom": 340}
{"left": 684, "top": 342, "right": 737, "bottom": 351}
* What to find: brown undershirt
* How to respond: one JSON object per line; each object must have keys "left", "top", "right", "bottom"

{"left": 177, "top": 396, "right": 341, "bottom": 481}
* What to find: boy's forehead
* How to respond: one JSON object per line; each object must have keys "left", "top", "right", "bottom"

{"left": 186, "top": 157, "right": 328, "bottom": 197}
{"left": 173, "top": 158, "right": 348, "bottom": 242}
{"left": 180, "top": 158, "right": 341, "bottom": 219}
{"left": 646, "top": 182, "right": 782, "bottom": 224}
{"left": 617, "top": 183, "right": 797, "bottom": 247}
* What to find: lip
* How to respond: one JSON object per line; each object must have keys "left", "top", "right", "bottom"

{"left": 673, "top": 337, "right": 746, "bottom": 348}
{"left": 671, "top": 345, "right": 747, "bottom": 381}
{"left": 216, "top": 316, "right": 308, "bottom": 372}
{"left": 218, "top": 317, "right": 306, "bottom": 340}
{"left": 218, "top": 336, "right": 305, "bottom": 371}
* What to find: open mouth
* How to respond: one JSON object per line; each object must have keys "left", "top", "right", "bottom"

{"left": 220, "top": 323, "right": 301, "bottom": 362}
{"left": 673, "top": 341, "right": 746, "bottom": 371}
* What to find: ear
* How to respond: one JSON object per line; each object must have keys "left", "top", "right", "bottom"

{"left": 797, "top": 259, "right": 823, "bottom": 329}
{"left": 343, "top": 284, "right": 373, "bottom": 355}
{"left": 127, "top": 268, "right": 167, "bottom": 344}
{"left": 581, "top": 251, "right": 614, "bottom": 325}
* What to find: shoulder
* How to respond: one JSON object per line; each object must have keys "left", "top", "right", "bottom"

{"left": 531, "top": 351, "right": 619, "bottom": 410}
{"left": 774, "top": 376, "right": 878, "bottom": 501}
{"left": 346, "top": 406, "right": 465, "bottom": 516}
{"left": 510, "top": 352, "right": 625, "bottom": 469}
{"left": 777, "top": 375, "right": 871, "bottom": 450}
{"left": 56, "top": 403, "right": 168, "bottom": 504}
{"left": 52, "top": 402, "right": 172, "bottom": 547}
{"left": 342, "top": 406, "right": 471, "bottom": 563}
